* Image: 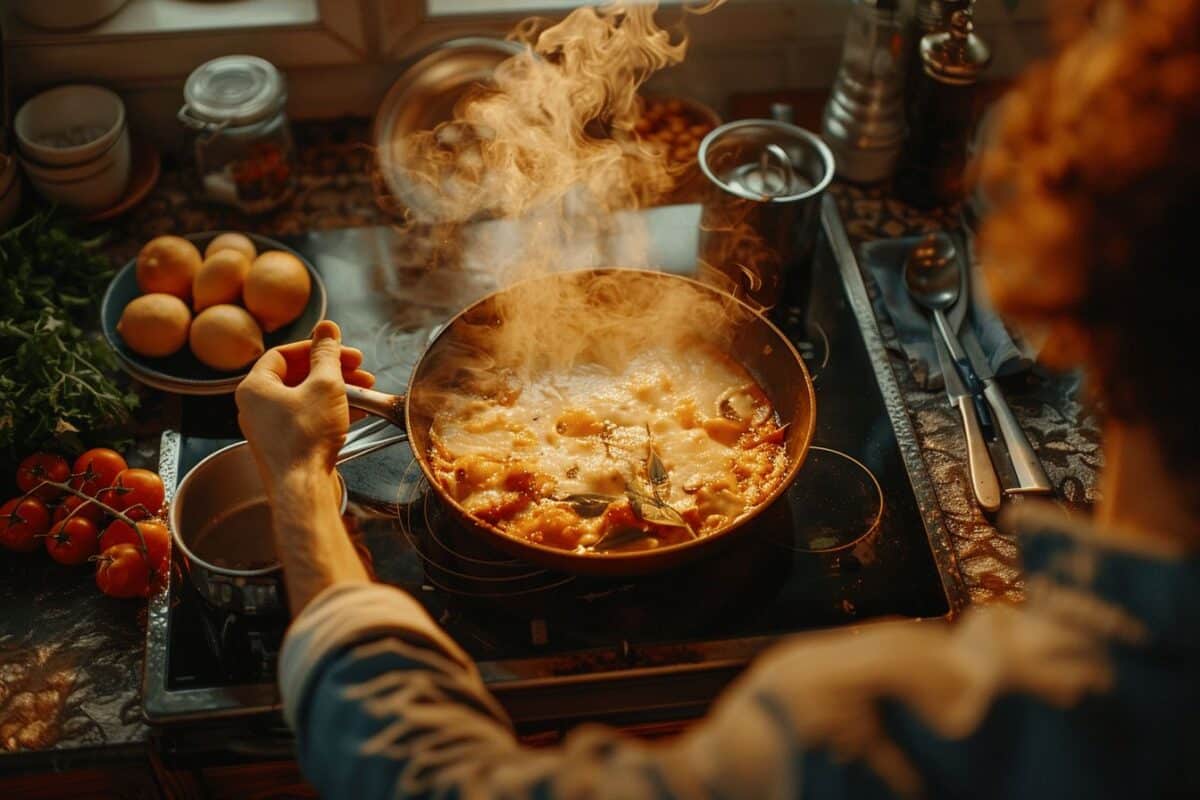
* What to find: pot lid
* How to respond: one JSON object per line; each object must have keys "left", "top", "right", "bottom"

{"left": 184, "top": 55, "right": 286, "bottom": 127}
{"left": 373, "top": 36, "right": 525, "bottom": 217}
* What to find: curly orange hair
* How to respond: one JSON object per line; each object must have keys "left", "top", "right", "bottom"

{"left": 978, "top": 0, "right": 1200, "bottom": 476}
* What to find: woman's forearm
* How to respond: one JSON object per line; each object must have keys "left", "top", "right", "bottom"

{"left": 269, "top": 466, "right": 370, "bottom": 616}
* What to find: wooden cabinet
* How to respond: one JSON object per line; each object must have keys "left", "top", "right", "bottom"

{"left": 0, "top": 764, "right": 161, "bottom": 800}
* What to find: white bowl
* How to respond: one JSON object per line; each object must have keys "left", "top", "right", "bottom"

{"left": 20, "top": 127, "right": 131, "bottom": 213}
{"left": 15, "top": 85, "right": 127, "bottom": 167}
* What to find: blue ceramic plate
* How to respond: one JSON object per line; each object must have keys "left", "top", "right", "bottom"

{"left": 101, "top": 232, "right": 327, "bottom": 395}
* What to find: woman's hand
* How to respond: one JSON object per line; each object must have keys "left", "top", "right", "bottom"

{"left": 236, "top": 320, "right": 376, "bottom": 613}
{"left": 236, "top": 320, "right": 375, "bottom": 489}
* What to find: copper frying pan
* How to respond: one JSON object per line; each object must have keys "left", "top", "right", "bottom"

{"left": 346, "top": 268, "right": 816, "bottom": 576}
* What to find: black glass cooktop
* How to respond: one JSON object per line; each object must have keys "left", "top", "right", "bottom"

{"left": 144, "top": 200, "right": 962, "bottom": 731}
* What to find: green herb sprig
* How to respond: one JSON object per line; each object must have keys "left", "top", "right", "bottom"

{"left": 0, "top": 212, "right": 138, "bottom": 471}
{"left": 558, "top": 426, "right": 696, "bottom": 552}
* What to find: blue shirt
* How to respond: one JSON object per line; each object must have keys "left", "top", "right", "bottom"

{"left": 279, "top": 503, "right": 1200, "bottom": 798}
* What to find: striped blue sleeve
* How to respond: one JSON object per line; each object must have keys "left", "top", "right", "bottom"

{"left": 279, "top": 583, "right": 906, "bottom": 800}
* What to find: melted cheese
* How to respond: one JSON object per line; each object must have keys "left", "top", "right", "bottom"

{"left": 429, "top": 344, "right": 788, "bottom": 553}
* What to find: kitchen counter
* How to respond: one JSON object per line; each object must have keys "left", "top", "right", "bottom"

{"left": 0, "top": 121, "right": 383, "bottom": 777}
{"left": 0, "top": 118, "right": 1100, "bottom": 781}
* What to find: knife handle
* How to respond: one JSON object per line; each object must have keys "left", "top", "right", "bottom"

{"left": 935, "top": 312, "right": 995, "bottom": 439}
{"left": 954, "top": 355, "right": 996, "bottom": 439}
{"left": 956, "top": 395, "right": 1002, "bottom": 511}
{"left": 982, "top": 379, "right": 1054, "bottom": 494}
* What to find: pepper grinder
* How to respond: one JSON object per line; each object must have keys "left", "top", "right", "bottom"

{"left": 894, "top": 7, "right": 991, "bottom": 208}
{"left": 820, "top": 0, "right": 908, "bottom": 183}
{"left": 902, "top": 0, "right": 969, "bottom": 104}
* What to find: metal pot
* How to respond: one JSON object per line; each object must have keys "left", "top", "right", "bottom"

{"left": 346, "top": 268, "right": 816, "bottom": 577}
{"left": 169, "top": 441, "right": 347, "bottom": 615}
{"left": 696, "top": 120, "right": 835, "bottom": 313}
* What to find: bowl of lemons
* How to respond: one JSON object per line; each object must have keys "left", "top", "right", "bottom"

{"left": 101, "top": 231, "right": 327, "bottom": 395}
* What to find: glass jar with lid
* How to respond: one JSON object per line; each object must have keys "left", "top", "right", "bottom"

{"left": 179, "top": 55, "right": 295, "bottom": 214}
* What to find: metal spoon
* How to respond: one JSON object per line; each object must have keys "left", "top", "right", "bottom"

{"left": 904, "top": 234, "right": 1001, "bottom": 511}
{"left": 905, "top": 234, "right": 960, "bottom": 318}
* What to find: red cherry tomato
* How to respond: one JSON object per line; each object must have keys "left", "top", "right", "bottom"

{"left": 99, "top": 469, "right": 165, "bottom": 519}
{"left": 95, "top": 543, "right": 152, "bottom": 599}
{"left": 70, "top": 448, "right": 128, "bottom": 496}
{"left": 0, "top": 496, "right": 51, "bottom": 552}
{"left": 99, "top": 519, "right": 170, "bottom": 574}
{"left": 52, "top": 494, "right": 107, "bottom": 526}
{"left": 45, "top": 516, "right": 99, "bottom": 566}
{"left": 16, "top": 453, "right": 70, "bottom": 501}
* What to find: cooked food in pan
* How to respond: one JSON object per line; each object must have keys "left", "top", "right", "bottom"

{"left": 428, "top": 342, "right": 788, "bottom": 553}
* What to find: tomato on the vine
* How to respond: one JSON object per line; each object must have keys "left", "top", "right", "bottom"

{"left": 52, "top": 494, "right": 107, "bottom": 526}
{"left": 45, "top": 516, "right": 99, "bottom": 566}
{"left": 95, "top": 543, "right": 157, "bottom": 598}
{"left": 16, "top": 453, "right": 70, "bottom": 501}
{"left": 70, "top": 448, "right": 128, "bottom": 496}
{"left": 100, "top": 519, "right": 170, "bottom": 574}
{"left": 100, "top": 469, "right": 165, "bottom": 519}
{"left": 0, "top": 496, "right": 51, "bottom": 552}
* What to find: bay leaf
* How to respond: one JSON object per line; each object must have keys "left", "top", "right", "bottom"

{"left": 560, "top": 493, "right": 618, "bottom": 518}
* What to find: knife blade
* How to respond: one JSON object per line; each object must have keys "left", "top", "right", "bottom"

{"left": 948, "top": 231, "right": 970, "bottom": 333}
{"left": 960, "top": 324, "right": 1054, "bottom": 494}
{"left": 935, "top": 333, "right": 1002, "bottom": 511}
{"left": 958, "top": 325, "right": 993, "bottom": 380}
{"left": 932, "top": 232, "right": 993, "bottom": 437}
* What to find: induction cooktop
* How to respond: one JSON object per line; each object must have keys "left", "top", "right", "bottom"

{"left": 143, "top": 198, "right": 964, "bottom": 746}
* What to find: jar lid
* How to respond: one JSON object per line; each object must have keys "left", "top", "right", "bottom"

{"left": 183, "top": 55, "right": 286, "bottom": 127}
{"left": 920, "top": 10, "right": 991, "bottom": 86}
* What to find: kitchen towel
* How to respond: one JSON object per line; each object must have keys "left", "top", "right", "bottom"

{"left": 861, "top": 233, "right": 1033, "bottom": 391}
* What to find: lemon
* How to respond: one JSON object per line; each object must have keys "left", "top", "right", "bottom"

{"left": 116, "top": 293, "right": 191, "bottom": 358}
{"left": 193, "top": 249, "right": 252, "bottom": 312}
{"left": 189, "top": 305, "right": 265, "bottom": 371}
{"left": 243, "top": 251, "right": 312, "bottom": 333}
{"left": 136, "top": 236, "right": 201, "bottom": 299}
{"left": 204, "top": 232, "right": 257, "bottom": 262}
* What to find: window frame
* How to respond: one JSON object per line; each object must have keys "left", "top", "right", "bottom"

{"left": 4, "top": 0, "right": 371, "bottom": 88}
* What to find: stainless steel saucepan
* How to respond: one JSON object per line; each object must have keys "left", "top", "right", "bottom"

{"left": 168, "top": 431, "right": 403, "bottom": 615}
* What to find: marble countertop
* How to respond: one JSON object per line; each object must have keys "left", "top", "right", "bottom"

{"left": 0, "top": 118, "right": 1100, "bottom": 769}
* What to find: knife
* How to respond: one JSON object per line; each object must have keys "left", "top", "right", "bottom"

{"left": 960, "top": 325, "right": 1054, "bottom": 494}
{"left": 934, "top": 332, "right": 1002, "bottom": 511}
{"left": 942, "top": 233, "right": 995, "bottom": 439}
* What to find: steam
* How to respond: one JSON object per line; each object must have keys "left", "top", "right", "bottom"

{"left": 380, "top": 0, "right": 734, "bottom": 383}
{"left": 409, "top": 271, "right": 750, "bottom": 427}
{"left": 395, "top": 3, "right": 690, "bottom": 231}
{"left": 487, "top": 271, "right": 743, "bottom": 379}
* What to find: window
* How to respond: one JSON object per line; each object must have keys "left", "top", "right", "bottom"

{"left": 6, "top": 0, "right": 1047, "bottom": 126}
{"left": 5, "top": 0, "right": 368, "bottom": 92}
{"left": 425, "top": 0, "right": 677, "bottom": 17}
{"left": 4, "top": 0, "right": 320, "bottom": 40}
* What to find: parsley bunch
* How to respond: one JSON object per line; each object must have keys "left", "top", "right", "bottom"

{"left": 0, "top": 213, "right": 138, "bottom": 470}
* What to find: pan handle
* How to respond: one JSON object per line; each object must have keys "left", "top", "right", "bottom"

{"left": 336, "top": 433, "right": 408, "bottom": 466}
{"left": 345, "top": 385, "right": 407, "bottom": 428}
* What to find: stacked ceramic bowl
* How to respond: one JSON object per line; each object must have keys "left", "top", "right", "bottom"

{"left": 14, "top": 85, "right": 132, "bottom": 214}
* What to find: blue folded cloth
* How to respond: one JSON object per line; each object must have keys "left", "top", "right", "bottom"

{"left": 860, "top": 233, "right": 1033, "bottom": 391}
